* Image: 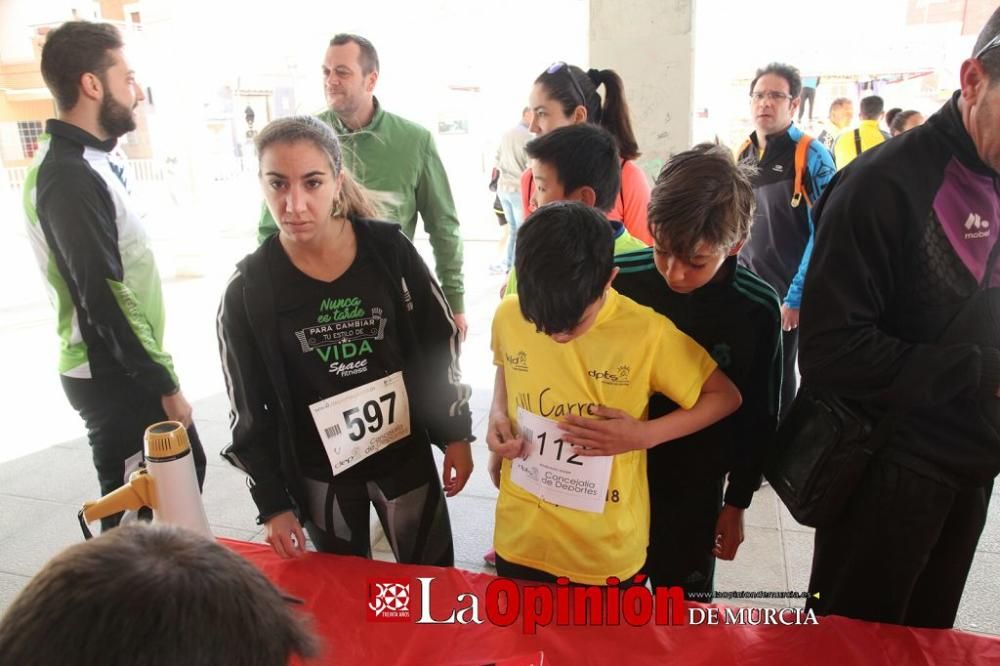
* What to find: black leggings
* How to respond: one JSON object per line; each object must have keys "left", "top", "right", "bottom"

{"left": 300, "top": 452, "right": 454, "bottom": 567}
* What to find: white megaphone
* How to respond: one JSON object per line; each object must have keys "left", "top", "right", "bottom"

{"left": 78, "top": 421, "right": 212, "bottom": 539}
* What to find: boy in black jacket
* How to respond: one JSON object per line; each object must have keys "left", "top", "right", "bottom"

{"left": 613, "top": 143, "right": 783, "bottom": 599}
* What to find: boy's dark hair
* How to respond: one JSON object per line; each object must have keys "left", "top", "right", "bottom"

{"left": 524, "top": 124, "right": 621, "bottom": 212}
{"left": 331, "top": 33, "right": 380, "bottom": 74}
{"left": 41, "top": 21, "right": 123, "bottom": 112}
{"left": 0, "top": 524, "right": 317, "bottom": 666}
{"left": 749, "top": 62, "right": 802, "bottom": 99}
{"left": 515, "top": 201, "right": 614, "bottom": 335}
{"left": 859, "top": 95, "right": 885, "bottom": 119}
{"left": 534, "top": 63, "right": 640, "bottom": 160}
{"left": 648, "top": 143, "right": 756, "bottom": 260}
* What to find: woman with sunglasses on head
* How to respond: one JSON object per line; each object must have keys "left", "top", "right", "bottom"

{"left": 218, "top": 115, "right": 474, "bottom": 563}
{"left": 522, "top": 62, "right": 653, "bottom": 245}
{"left": 483, "top": 63, "right": 652, "bottom": 567}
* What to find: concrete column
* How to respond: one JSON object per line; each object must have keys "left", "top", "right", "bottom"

{"left": 589, "top": 0, "right": 695, "bottom": 180}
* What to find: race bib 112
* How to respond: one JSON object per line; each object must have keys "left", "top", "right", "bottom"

{"left": 509, "top": 407, "right": 613, "bottom": 513}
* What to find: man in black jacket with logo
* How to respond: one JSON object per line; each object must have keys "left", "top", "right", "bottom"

{"left": 799, "top": 8, "right": 1000, "bottom": 628}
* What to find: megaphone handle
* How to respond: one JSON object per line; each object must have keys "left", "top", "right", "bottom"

{"left": 79, "top": 474, "right": 152, "bottom": 539}
{"left": 78, "top": 509, "right": 94, "bottom": 540}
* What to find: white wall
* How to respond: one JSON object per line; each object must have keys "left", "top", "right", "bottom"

{"left": 590, "top": 0, "right": 695, "bottom": 180}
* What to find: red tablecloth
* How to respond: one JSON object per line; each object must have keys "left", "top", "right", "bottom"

{"left": 222, "top": 539, "right": 1000, "bottom": 666}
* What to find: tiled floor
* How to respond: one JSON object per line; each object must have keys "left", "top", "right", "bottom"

{"left": 6, "top": 383, "right": 1000, "bottom": 636}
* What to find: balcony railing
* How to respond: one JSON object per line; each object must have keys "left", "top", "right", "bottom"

{"left": 3, "top": 158, "right": 165, "bottom": 192}
{"left": 3, "top": 165, "right": 27, "bottom": 191}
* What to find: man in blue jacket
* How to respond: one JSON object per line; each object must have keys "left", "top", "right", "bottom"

{"left": 737, "top": 62, "right": 835, "bottom": 417}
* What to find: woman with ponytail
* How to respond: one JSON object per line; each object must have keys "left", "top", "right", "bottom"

{"left": 522, "top": 62, "right": 653, "bottom": 244}
{"left": 484, "top": 64, "right": 654, "bottom": 566}
{"left": 218, "top": 115, "right": 473, "bottom": 563}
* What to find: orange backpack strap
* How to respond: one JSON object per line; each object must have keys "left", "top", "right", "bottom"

{"left": 737, "top": 138, "right": 752, "bottom": 159}
{"left": 791, "top": 134, "right": 813, "bottom": 208}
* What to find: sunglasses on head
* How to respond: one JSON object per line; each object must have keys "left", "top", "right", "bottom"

{"left": 974, "top": 31, "right": 1000, "bottom": 60}
{"left": 546, "top": 61, "right": 588, "bottom": 107}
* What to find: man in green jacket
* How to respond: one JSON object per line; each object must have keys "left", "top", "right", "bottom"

{"left": 257, "top": 33, "right": 467, "bottom": 335}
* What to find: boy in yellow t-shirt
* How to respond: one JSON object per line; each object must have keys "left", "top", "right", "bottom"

{"left": 487, "top": 201, "right": 742, "bottom": 584}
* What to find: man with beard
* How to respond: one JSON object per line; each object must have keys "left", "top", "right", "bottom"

{"left": 23, "top": 21, "right": 206, "bottom": 530}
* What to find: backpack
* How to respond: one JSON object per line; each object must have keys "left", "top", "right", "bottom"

{"left": 738, "top": 134, "right": 815, "bottom": 208}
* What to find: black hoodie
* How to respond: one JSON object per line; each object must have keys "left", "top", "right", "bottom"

{"left": 217, "top": 219, "right": 472, "bottom": 522}
{"left": 613, "top": 253, "right": 783, "bottom": 508}
{"left": 800, "top": 92, "right": 1000, "bottom": 487}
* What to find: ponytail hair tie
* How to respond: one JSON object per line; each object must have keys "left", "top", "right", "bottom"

{"left": 587, "top": 68, "right": 602, "bottom": 84}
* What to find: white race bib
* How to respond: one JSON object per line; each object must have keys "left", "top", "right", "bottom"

{"left": 309, "top": 371, "right": 411, "bottom": 476}
{"left": 509, "top": 407, "right": 613, "bottom": 513}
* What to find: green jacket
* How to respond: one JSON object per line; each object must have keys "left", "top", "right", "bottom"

{"left": 257, "top": 99, "right": 465, "bottom": 312}
{"left": 25, "top": 120, "right": 177, "bottom": 393}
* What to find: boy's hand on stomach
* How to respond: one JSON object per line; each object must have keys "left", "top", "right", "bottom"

{"left": 562, "top": 406, "right": 651, "bottom": 456}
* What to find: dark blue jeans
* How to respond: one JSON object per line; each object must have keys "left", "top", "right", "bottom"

{"left": 62, "top": 374, "right": 207, "bottom": 531}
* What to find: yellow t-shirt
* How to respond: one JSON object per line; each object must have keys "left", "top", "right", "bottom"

{"left": 491, "top": 289, "right": 717, "bottom": 584}
{"left": 834, "top": 119, "right": 887, "bottom": 170}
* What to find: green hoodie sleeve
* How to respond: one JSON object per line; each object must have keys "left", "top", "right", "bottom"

{"left": 415, "top": 132, "right": 465, "bottom": 313}
{"left": 257, "top": 201, "right": 278, "bottom": 245}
